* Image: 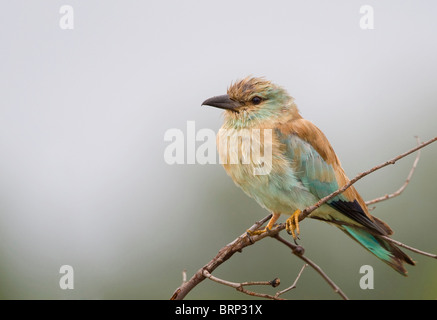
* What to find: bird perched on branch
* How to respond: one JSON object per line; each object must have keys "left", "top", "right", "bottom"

{"left": 202, "top": 76, "right": 415, "bottom": 275}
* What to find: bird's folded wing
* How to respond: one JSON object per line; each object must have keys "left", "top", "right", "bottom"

{"left": 276, "top": 119, "right": 389, "bottom": 235}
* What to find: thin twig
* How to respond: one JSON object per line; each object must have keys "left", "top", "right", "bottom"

{"left": 298, "top": 136, "right": 437, "bottom": 222}
{"left": 203, "top": 270, "right": 285, "bottom": 300}
{"left": 181, "top": 269, "right": 187, "bottom": 284}
{"left": 274, "top": 264, "right": 308, "bottom": 298}
{"left": 365, "top": 137, "right": 422, "bottom": 206}
{"left": 273, "top": 234, "right": 349, "bottom": 300}
{"left": 381, "top": 236, "right": 437, "bottom": 259}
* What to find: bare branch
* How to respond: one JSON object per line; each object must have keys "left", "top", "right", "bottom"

{"left": 170, "top": 215, "right": 334, "bottom": 300}
{"left": 274, "top": 264, "right": 308, "bottom": 298}
{"left": 181, "top": 269, "right": 187, "bottom": 284}
{"left": 170, "top": 215, "right": 276, "bottom": 300}
{"left": 366, "top": 137, "right": 422, "bottom": 206}
{"left": 202, "top": 264, "right": 309, "bottom": 300}
{"left": 298, "top": 136, "right": 437, "bottom": 222}
{"left": 203, "top": 270, "right": 285, "bottom": 300}
{"left": 381, "top": 236, "right": 437, "bottom": 259}
{"left": 273, "top": 234, "right": 349, "bottom": 300}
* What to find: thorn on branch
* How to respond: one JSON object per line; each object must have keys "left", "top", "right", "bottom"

{"left": 182, "top": 269, "right": 187, "bottom": 284}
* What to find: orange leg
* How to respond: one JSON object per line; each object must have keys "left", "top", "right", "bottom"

{"left": 285, "top": 209, "right": 301, "bottom": 240}
{"left": 247, "top": 213, "right": 281, "bottom": 236}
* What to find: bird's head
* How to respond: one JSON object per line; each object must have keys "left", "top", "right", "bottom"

{"left": 202, "top": 77, "right": 300, "bottom": 128}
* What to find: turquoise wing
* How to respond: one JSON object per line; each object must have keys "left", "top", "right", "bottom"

{"left": 275, "top": 128, "right": 415, "bottom": 274}
{"left": 276, "top": 129, "right": 385, "bottom": 233}
{"left": 277, "top": 130, "right": 343, "bottom": 201}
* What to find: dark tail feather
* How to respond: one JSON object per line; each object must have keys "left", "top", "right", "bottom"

{"left": 339, "top": 225, "right": 415, "bottom": 276}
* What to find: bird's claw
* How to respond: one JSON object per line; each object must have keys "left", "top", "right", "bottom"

{"left": 246, "top": 227, "right": 271, "bottom": 236}
{"left": 285, "top": 209, "right": 301, "bottom": 241}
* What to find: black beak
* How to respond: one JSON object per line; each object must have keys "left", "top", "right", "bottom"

{"left": 202, "top": 94, "right": 239, "bottom": 112}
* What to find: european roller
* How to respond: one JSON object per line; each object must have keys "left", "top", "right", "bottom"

{"left": 202, "top": 76, "right": 415, "bottom": 275}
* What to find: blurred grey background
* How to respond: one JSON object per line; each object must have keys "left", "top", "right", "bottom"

{"left": 0, "top": 0, "right": 436, "bottom": 299}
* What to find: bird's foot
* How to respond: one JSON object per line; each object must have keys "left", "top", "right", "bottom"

{"left": 246, "top": 227, "right": 272, "bottom": 236}
{"left": 247, "top": 213, "right": 281, "bottom": 237}
{"left": 286, "top": 209, "right": 301, "bottom": 241}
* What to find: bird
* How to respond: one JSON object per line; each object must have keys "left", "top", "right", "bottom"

{"left": 202, "top": 76, "right": 415, "bottom": 275}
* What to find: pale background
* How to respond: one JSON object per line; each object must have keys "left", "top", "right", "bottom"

{"left": 0, "top": 0, "right": 436, "bottom": 299}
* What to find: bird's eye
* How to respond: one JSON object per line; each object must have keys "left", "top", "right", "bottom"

{"left": 252, "top": 96, "right": 262, "bottom": 105}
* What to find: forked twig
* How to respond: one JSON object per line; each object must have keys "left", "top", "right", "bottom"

{"left": 202, "top": 262, "right": 309, "bottom": 300}
{"left": 203, "top": 270, "right": 284, "bottom": 300}
{"left": 366, "top": 137, "right": 422, "bottom": 206}
{"left": 298, "top": 136, "right": 437, "bottom": 222}
{"left": 274, "top": 264, "right": 308, "bottom": 298}
{"left": 273, "top": 234, "right": 349, "bottom": 300}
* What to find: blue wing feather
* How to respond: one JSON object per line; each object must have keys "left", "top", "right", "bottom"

{"left": 276, "top": 129, "right": 386, "bottom": 233}
{"left": 277, "top": 130, "right": 345, "bottom": 202}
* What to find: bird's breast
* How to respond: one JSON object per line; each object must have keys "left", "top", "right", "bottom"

{"left": 216, "top": 126, "right": 317, "bottom": 213}
{"left": 217, "top": 126, "right": 275, "bottom": 182}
